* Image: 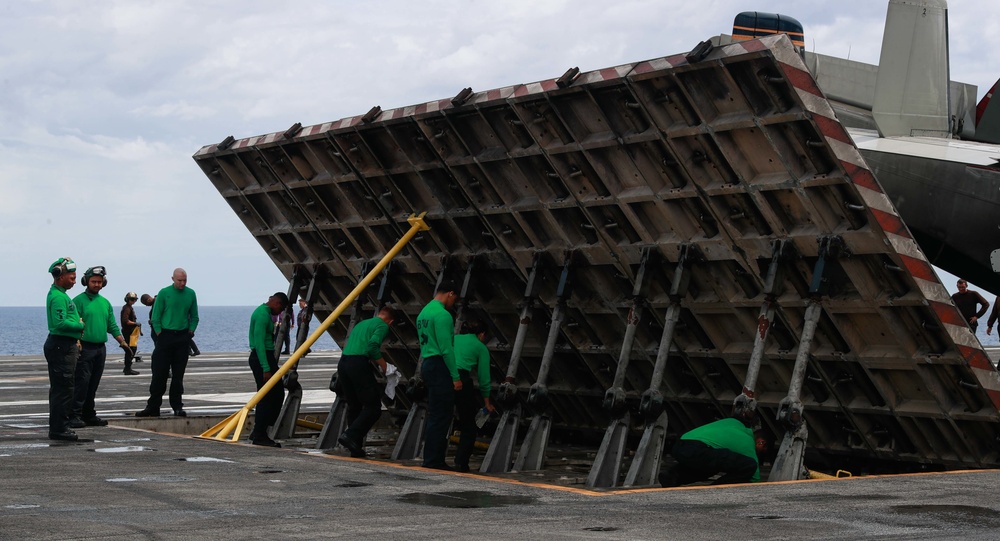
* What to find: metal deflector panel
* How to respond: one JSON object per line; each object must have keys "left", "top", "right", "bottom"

{"left": 193, "top": 34, "right": 1000, "bottom": 470}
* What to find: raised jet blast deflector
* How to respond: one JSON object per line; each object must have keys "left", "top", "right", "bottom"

{"left": 194, "top": 34, "right": 1000, "bottom": 470}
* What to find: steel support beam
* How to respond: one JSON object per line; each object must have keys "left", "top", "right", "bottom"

{"left": 453, "top": 259, "right": 476, "bottom": 332}
{"left": 272, "top": 267, "right": 301, "bottom": 361}
{"left": 733, "top": 240, "right": 789, "bottom": 421}
{"left": 769, "top": 237, "right": 841, "bottom": 481}
{"left": 639, "top": 246, "right": 692, "bottom": 422}
{"left": 293, "top": 265, "right": 320, "bottom": 353}
{"left": 514, "top": 257, "right": 571, "bottom": 471}
{"left": 627, "top": 247, "right": 693, "bottom": 486}
{"left": 768, "top": 301, "right": 820, "bottom": 481}
{"left": 588, "top": 249, "right": 650, "bottom": 488}
{"left": 316, "top": 396, "right": 348, "bottom": 450}
{"left": 479, "top": 405, "right": 521, "bottom": 473}
{"left": 346, "top": 261, "right": 374, "bottom": 335}
{"left": 269, "top": 269, "right": 304, "bottom": 440}
{"left": 390, "top": 402, "right": 428, "bottom": 460}
{"left": 268, "top": 272, "right": 316, "bottom": 440}
{"left": 586, "top": 411, "right": 631, "bottom": 488}
{"left": 623, "top": 411, "right": 669, "bottom": 487}
{"left": 480, "top": 258, "right": 540, "bottom": 474}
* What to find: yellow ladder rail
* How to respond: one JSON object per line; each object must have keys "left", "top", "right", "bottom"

{"left": 199, "top": 213, "right": 430, "bottom": 442}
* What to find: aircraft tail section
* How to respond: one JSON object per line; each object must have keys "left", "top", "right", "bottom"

{"left": 974, "top": 78, "right": 1000, "bottom": 143}
{"left": 872, "top": 0, "right": 951, "bottom": 138}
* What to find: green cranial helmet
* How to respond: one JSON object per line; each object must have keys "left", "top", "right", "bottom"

{"left": 81, "top": 266, "right": 108, "bottom": 287}
{"left": 48, "top": 257, "right": 77, "bottom": 277}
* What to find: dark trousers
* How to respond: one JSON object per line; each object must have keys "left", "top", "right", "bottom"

{"left": 421, "top": 355, "right": 454, "bottom": 467}
{"left": 295, "top": 320, "right": 310, "bottom": 352}
{"left": 43, "top": 335, "right": 78, "bottom": 433}
{"left": 121, "top": 344, "right": 136, "bottom": 369}
{"left": 73, "top": 342, "right": 106, "bottom": 420}
{"left": 248, "top": 350, "right": 284, "bottom": 438}
{"left": 453, "top": 370, "right": 482, "bottom": 469}
{"left": 146, "top": 330, "right": 190, "bottom": 411}
{"left": 121, "top": 325, "right": 137, "bottom": 369}
{"left": 338, "top": 354, "right": 382, "bottom": 446}
{"left": 670, "top": 439, "right": 758, "bottom": 485}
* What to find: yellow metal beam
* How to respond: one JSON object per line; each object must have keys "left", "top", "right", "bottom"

{"left": 295, "top": 419, "right": 325, "bottom": 431}
{"left": 199, "top": 213, "right": 430, "bottom": 442}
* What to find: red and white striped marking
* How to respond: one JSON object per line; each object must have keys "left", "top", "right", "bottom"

{"left": 753, "top": 35, "right": 1000, "bottom": 406}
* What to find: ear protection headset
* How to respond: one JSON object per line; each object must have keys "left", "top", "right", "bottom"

{"left": 81, "top": 266, "right": 108, "bottom": 287}
{"left": 50, "top": 257, "right": 77, "bottom": 278}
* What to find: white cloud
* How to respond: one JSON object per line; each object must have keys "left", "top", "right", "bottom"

{"left": 1, "top": 0, "right": 998, "bottom": 307}
{"left": 130, "top": 101, "right": 216, "bottom": 120}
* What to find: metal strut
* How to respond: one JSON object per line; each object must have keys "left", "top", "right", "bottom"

{"left": 316, "top": 375, "right": 348, "bottom": 450}
{"left": 453, "top": 259, "right": 476, "bottom": 332}
{"left": 294, "top": 266, "right": 320, "bottom": 353}
{"left": 480, "top": 257, "right": 541, "bottom": 474}
{"left": 732, "top": 239, "right": 790, "bottom": 424}
{"left": 346, "top": 261, "right": 374, "bottom": 335}
{"left": 390, "top": 401, "right": 428, "bottom": 460}
{"left": 272, "top": 269, "right": 314, "bottom": 440}
{"left": 588, "top": 248, "right": 650, "bottom": 488}
{"left": 768, "top": 236, "right": 842, "bottom": 481}
{"left": 624, "top": 244, "right": 694, "bottom": 487}
{"left": 513, "top": 256, "right": 572, "bottom": 471}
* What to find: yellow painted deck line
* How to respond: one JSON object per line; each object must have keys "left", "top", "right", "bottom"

{"left": 109, "top": 425, "right": 1000, "bottom": 497}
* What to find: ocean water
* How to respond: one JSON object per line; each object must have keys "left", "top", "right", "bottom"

{"left": 3, "top": 305, "right": 997, "bottom": 356}
{"left": 0, "top": 306, "right": 341, "bottom": 356}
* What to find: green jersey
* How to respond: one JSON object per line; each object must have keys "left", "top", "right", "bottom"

{"left": 151, "top": 285, "right": 199, "bottom": 334}
{"left": 342, "top": 317, "right": 389, "bottom": 360}
{"left": 46, "top": 285, "right": 84, "bottom": 338}
{"left": 454, "top": 334, "right": 491, "bottom": 397}
{"left": 416, "top": 299, "right": 457, "bottom": 381}
{"left": 248, "top": 303, "right": 275, "bottom": 370}
{"left": 73, "top": 292, "right": 121, "bottom": 343}
{"left": 680, "top": 418, "right": 760, "bottom": 482}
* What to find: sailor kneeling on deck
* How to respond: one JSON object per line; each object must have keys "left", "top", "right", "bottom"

{"left": 659, "top": 413, "right": 760, "bottom": 487}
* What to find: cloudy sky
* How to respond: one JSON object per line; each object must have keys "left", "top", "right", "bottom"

{"left": 2, "top": 0, "right": 998, "bottom": 307}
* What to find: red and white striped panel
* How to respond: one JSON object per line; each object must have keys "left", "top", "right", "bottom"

{"left": 378, "top": 98, "right": 455, "bottom": 121}
{"left": 631, "top": 54, "right": 688, "bottom": 75}
{"left": 511, "top": 79, "right": 560, "bottom": 98}
{"left": 299, "top": 122, "right": 337, "bottom": 138}
{"left": 469, "top": 85, "right": 518, "bottom": 106}
{"left": 574, "top": 63, "right": 637, "bottom": 86}
{"left": 751, "top": 35, "right": 1000, "bottom": 407}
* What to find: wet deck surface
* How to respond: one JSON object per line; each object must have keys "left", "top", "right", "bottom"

{"left": 3, "top": 352, "right": 1000, "bottom": 539}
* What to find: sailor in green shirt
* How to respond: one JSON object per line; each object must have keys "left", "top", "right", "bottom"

{"left": 336, "top": 305, "right": 396, "bottom": 457}
{"left": 137, "top": 268, "right": 199, "bottom": 418}
{"left": 659, "top": 414, "right": 760, "bottom": 487}
{"left": 70, "top": 266, "right": 129, "bottom": 429}
{"left": 452, "top": 319, "right": 496, "bottom": 472}
{"left": 43, "top": 257, "right": 85, "bottom": 441}
{"left": 247, "top": 292, "right": 289, "bottom": 447}
{"left": 417, "top": 279, "right": 460, "bottom": 469}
